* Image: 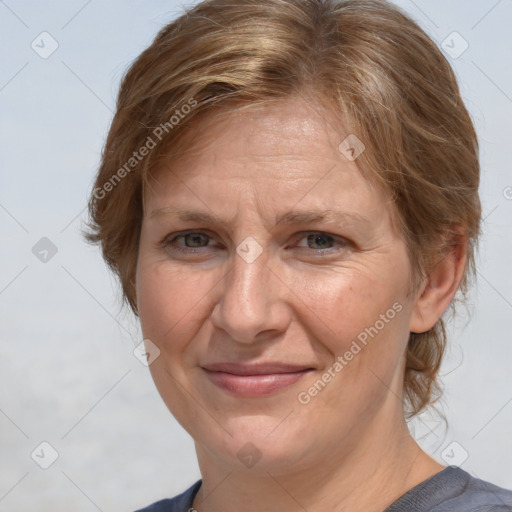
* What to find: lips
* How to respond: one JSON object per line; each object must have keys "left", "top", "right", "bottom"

{"left": 201, "top": 362, "right": 314, "bottom": 396}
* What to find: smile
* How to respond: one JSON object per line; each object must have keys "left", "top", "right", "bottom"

{"left": 201, "top": 363, "right": 314, "bottom": 397}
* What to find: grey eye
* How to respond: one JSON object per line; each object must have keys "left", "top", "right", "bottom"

{"left": 182, "top": 233, "right": 210, "bottom": 247}
{"left": 306, "top": 233, "right": 335, "bottom": 249}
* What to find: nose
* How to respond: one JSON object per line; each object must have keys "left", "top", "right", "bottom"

{"left": 211, "top": 246, "right": 291, "bottom": 344}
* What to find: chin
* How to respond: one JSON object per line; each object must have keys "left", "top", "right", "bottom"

{"left": 194, "top": 412, "right": 319, "bottom": 475}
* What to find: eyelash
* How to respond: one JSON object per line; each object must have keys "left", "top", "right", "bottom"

{"left": 158, "top": 230, "right": 350, "bottom": 255}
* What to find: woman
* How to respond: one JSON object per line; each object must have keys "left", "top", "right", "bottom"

{"left": 86, "top": 0, "right": 512, "bottom": 510}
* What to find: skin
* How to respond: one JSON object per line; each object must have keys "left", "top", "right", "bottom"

{"left": 135, "top": 94, "right": 466, "bottom": 511}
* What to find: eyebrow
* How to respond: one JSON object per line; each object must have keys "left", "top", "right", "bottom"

{"left": 149, "top": 206, "right": 226, "bottom": 224}
{"left": 274, "top": 209, "right": 370, "bottom": 227}
{"left": 149, "top": 205, "right": 370, "bottom": 228}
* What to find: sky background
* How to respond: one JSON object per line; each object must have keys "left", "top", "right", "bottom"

{"left": 1, "top": 0, "right": 511, "bottom": 511}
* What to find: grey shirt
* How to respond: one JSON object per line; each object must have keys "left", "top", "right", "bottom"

{"left": 135, "top": 466, "right": 512, "bottom": 511}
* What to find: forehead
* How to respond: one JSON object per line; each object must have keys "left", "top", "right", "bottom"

{"left": 163, "top": 95, "right": 348, "bottom": 167}
{"left": 145, "top": 95, "right": 394, "bottom": 229}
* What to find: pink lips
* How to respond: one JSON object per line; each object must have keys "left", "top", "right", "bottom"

{"left": 201, "top": 362, "right": 313, "bottom": 397}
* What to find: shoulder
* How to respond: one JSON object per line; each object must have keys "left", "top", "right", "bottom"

{"left": 447, "top": 469, "right": 512, "bottom": 511}
{"left": 387, "top": 467, "right": 512, "bottom": 512}
{"left": 133, "top": 480, "right": 202, "bottom": 512}
{"left": 427, "top": 467, "right": 512, "bottom": 512}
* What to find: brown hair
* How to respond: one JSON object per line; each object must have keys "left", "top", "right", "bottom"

{"left": 85, "top": 0, "right": 481, "bottom": 418}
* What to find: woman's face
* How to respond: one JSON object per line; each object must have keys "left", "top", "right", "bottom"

{"left": 136, "top": 95, "right": 421, "bottom": 474}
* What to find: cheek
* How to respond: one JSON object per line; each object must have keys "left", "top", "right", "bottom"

{"left": 292, "top": 271, "right": 410, "bottom": 415}
{"left": 136, "top": 259, "right": 218, "bottom": 353}
{"left": 288, "top": 267, "right": 407, "bottom": 348}
{"left": 284, "top": 263, "right": 412, "bottom": 406}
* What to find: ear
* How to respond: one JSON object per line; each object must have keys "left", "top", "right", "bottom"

{"left": 409, "top": 233, "right": 467, "bottom": 334}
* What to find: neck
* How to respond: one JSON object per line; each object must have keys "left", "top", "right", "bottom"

{"left": 192, "top": 408, "right": 444, "bottom": 512}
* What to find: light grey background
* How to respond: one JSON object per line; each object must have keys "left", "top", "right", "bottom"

{"left": 1, "top": 1, "right": 511, "bottom": 511}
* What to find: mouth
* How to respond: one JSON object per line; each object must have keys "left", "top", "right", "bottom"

{"left": 201, "top": 362, "right": 315, "bottom": 397}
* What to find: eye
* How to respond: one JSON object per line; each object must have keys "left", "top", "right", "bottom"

{"left": 294, "top": 232, "right": 349, "bottom": 252}
{"left": 159, "top": 231, "right": 217, "bottom": 254}
{"left": 177, "top": 232, "right": 211, "bottom": 248}
{"left": 304, "top": 233, "right": 335, "bottom": 250}
{"left": 158, "top": 230, "right": 350, "bottom": 257}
